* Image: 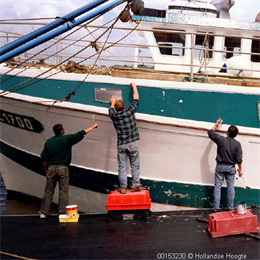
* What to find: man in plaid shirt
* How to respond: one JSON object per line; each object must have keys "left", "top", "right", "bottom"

{"left": 109, "top": 83, "right": 142, "bottom": 194}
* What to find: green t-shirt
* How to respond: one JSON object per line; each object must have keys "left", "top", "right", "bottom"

{"left": 41, "top": 130, "right": 86, "bottom": 166}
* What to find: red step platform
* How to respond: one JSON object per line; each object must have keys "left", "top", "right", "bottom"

{"left": 106, "top": 190, "right": 151, "bottom": 210}
{"left": 106, "top": 190, "right": 151, "bottom": 222}
{"left": 207, "top": 209, "right": 260, "bottom": 238}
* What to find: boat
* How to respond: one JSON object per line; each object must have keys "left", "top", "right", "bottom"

{"left": 0, "top": 0, "right": 259, "bottom": 213}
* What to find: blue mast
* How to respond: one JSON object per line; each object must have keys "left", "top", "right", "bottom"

{"left": 0, "top": 0, "right": 110, "bottom": 56}
{"left": 0, "top": 0, "right": 127, "bottom": 63}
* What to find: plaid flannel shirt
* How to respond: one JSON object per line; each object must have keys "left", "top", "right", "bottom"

{"left": 109, "top": 99, "right": 140, "bottom": 145}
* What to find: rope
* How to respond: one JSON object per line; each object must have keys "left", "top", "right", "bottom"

{"left": 0, "top": 0, "right": 125, "bottom": 88}
{"left": 0, "top": 2, "right": 129, "bottom": 95}
{"left": 0, "top": 17, "right": 56, "bottom": 21}
{"left": 1, "top": 3, "right": 141, "bottom": 105}
{"left": 237, "top": 70, "right": 246, "bottom": 86}
{"left": 0, "top": 251, "right": 38, "bottom": 260}
{"left": 0, "top": 19, "right": 115, "bottom": 91}
{"left": 197, "top": 33, "right": 219, "bottom": 84}
{"left": 0, "top": 12, "right": 110, "bottom": 84}
{"left": 5, "top": 19, "right": 117, "bottom": 96}
{"left": 84, "top": 27, "right": 126, "bottom": 64}
{"left": 0, "top": 19, "right": 111, "bottom": 97}
{"left": 198, "top": 33, "right": 210, "bottom": 72}
{"left": 0, "top": 4, "right": 123, "bottom": 95}
{"left": 52, "top": 17, "right": 120, "bottom": 105}
{"left": 51, "top": 9, "right": 141, "bottom": 106}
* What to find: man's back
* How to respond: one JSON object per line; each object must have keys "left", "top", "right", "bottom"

{"left": 208, "top": 129, "right": 242, "bottom": 165}
{"left": 41, "top": 130, "right": 85, "bottom": 166}
{"left": 109, "top": 99, "right": 140, "bottom": 145}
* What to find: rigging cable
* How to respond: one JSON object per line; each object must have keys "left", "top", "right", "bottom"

{"left": 50, "top": 16, "right": 122, "bottom": 106}
{"left": 54, "top": 0, "right": 142, "bottom": 103}
{"left": 0, "top": 20, "right": 116, "bottom": 96}
{"left": 0, "top": 15, "right": 115, "bottom": 84}
{"left": 52, "top": 13, "right": 141, "bottom": 105}
{"left": 0, "top": 0, "right": 125, "bottom": 94}
{"left": 0, "top": 3, "right": 141, "bottom": 101}
{"left": 0, "top": 2, "right": 122, "bottom": 84}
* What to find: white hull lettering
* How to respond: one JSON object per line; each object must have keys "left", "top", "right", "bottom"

{"left": 0, "top": 110, "right": 44, "bottom": 133}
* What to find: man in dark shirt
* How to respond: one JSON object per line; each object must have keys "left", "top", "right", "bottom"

{"left": 39, "top": 123, "right": 98, "bottom": 218}
{"left": 109, "top": 83, "right": 142, "bottom": 194}
{"left": 208, "top": 118, "right": 243, "bottom": 211}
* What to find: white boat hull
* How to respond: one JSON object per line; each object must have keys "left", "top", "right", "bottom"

{"left": 1, "top": 88, "right": 259, "bottom": 212}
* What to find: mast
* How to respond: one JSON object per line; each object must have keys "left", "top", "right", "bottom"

{"left": 0, "top": 0, "right": 131, "bottom": 63}
{"left": 0, "top": 0, "right": 110, "bottom": 56}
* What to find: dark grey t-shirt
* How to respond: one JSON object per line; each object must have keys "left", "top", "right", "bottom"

{"left": 208, "top": 130, "right": 242, "bottom": 165}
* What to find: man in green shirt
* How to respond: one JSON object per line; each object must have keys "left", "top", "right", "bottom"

{"left": 39, "top": 123, "right": 98, "bottom": 218}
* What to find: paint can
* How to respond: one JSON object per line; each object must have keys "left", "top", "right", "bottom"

{"left": 66, "top": 205, "right": 78, "bottom": 218}
{"left": 236, "top": 201, "right": 247, "bottom": 214}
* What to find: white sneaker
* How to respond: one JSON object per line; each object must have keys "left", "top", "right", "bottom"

{"left": 39, "top": 211, "right": 46, "bottom": 218}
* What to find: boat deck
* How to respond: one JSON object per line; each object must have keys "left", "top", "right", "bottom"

{"left": 111, "top": 67, "right": 260, "bottom": 87}
{"left": 1, "top": 208, "right": 260, "bottom": 260}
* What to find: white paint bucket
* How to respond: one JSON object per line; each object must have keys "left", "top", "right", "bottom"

{"left": 236, "top": 201, "right": 247, "bottom": 214}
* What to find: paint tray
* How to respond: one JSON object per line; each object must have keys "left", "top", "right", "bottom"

{"left": 106, "top": 190, "right": 151, "bottom": 210}
{"left": 59, "top": 214, "right": 79, "bottom": 223}
{"left": 207, "top": 209, "right": 260, "bottom": 238}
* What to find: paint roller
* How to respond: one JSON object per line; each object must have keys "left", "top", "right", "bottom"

{"left": 236, "top": 175, "right": 251, "bottom": 189}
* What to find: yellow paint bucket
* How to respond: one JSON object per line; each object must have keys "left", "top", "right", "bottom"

{"left": 66, "top": 205, "right": 78, "bottom": 218}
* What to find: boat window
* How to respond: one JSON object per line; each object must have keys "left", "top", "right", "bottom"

{"left": 194, "top": 33, "right": 214, "bottom": 58}
{"left": 143, "top": 8, "right": 166, "bottom": 18}
{"left": 95, "top": 88, "right": 122, "bottom": 103}
{"left": 251, "top": 38, "right": 260, "bottom": 63}
{"left": 154, "top": 31, "right": 186, "bottom": 56}
{"left": 224, "top": 37, "right": 241, "bottom": 59}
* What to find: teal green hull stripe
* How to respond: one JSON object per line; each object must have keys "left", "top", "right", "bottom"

{"left": 142, "top": 179, "right": 260, "bottom": 208}
{"left": 2, "top": 75, "right": 260, "bottom": 128}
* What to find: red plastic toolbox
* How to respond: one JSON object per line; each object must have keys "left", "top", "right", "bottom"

{"left": 207, "top": 210, "right": 260, "bottom": 238}
{"left": 106, "top": 190, "right": 151, "bottom": 210}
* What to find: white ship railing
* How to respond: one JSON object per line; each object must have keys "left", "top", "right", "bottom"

{"left": 1, "top": 22, "right": 260, "bottom": 80}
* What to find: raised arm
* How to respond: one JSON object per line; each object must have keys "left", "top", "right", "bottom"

{"left": 211, "top": 118, "right": 223, "bottom": 131}
{"left": 110, "top": 96, "right": 116, "bottom": 109}
{"left": 130, "top": 83, "right": 139, "bottom": 100}
{"left": 84, "top": 123, "right": 98, "bottom": 134}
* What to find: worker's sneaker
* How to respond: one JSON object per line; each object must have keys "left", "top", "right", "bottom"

{"left": 212, "top": 208, "right": 221, "bottom": 213}
{"left": 118, "top": 187, "right": 127, "bottom": 194}
{"left": 39, "top": 211, "right": 46, "bottom": 218}
{"left": 131, "top": 184, "right": 143, "bottom": 192}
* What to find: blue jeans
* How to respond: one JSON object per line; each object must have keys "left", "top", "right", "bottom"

{"left": 41, "top": 165, "right": 69, "bottom": 214}
{"left": 117, "top": 141, "right": 140, "bottom": 188}
{"left": 213, "top": 163, "right": 236, "bottom": 210}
